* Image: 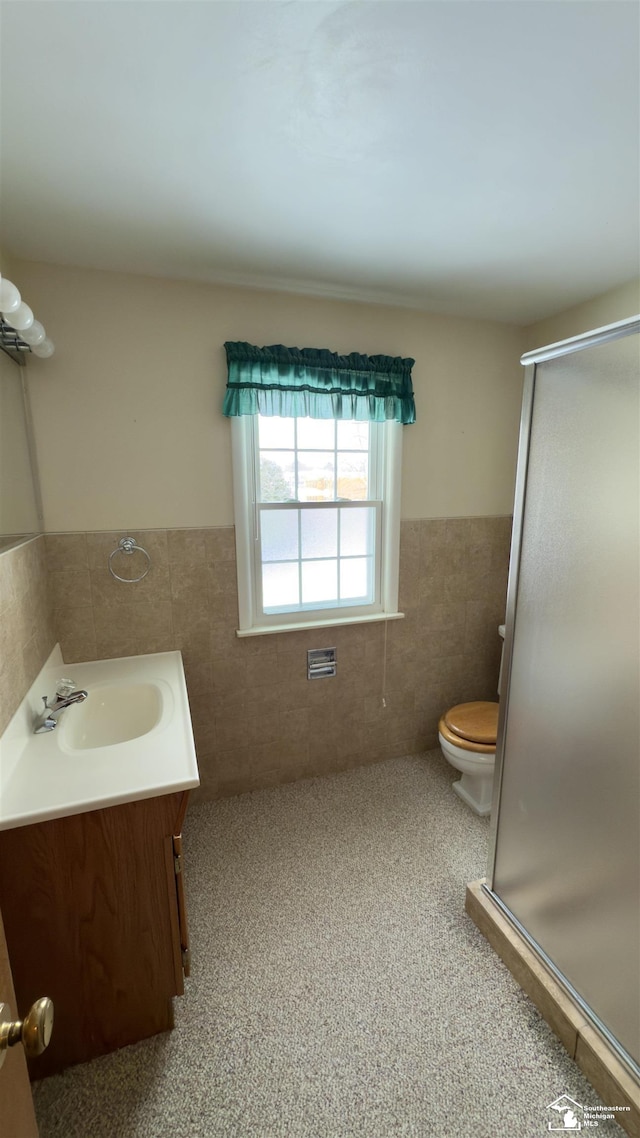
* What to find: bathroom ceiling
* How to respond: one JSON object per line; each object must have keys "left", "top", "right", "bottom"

{"left": 1, "top": 1, "right": 638, "bottom": 324}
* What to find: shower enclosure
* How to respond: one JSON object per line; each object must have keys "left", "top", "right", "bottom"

{"left": 486, "top": 315, "right": 640, "bottom": 1075}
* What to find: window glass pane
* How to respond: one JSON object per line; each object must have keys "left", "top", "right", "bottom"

{"left": 263, "top": 562, "right": 300, "bottom": 609}
{"left": 261, "top": 508, "right": 299, "bottom": 562}
{"left": 297, "top": 419, "right": 335, "bottom": 450}
{"left": 297, "top": 452, "right": 334, "bottom": 501}
{"left": 340, "top": 506, "right": 375, "bottom": 557}
{"left": 302, "top": 560, "right": 338, "bottom": 604}
{"left": 337, "top": 453, "right": 369, "bottom": 500}
{"left": 337, "top": 420, "right": 369, "bottom": 450}
{"left": 301, "top": 508, "right": 337, "bottom": 559}
{"left": 258, "top": 416, "right": 295, "bottom": 450}
{"left": 340, "top": 557, "right": 372, "bottom": 602}
{"left": 233, "top": 416, "right": 396, "bottom": 627}
{"left": 259, "top": 452, "right": 296, "bottom": 502}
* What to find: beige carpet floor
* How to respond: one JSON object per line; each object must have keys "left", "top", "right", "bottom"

{"left": 33, "top": 752, "right": 624, "bottom": 1137}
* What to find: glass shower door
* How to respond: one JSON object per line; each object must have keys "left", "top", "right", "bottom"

{"left": 490, "top": 327, "right": 640, "bottom": 1067}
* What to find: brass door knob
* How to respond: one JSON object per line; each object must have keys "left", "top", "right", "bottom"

{"left": 0, "top": 998, "right": 54, "bottom": 1068}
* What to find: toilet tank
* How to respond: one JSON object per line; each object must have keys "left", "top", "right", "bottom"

{"left": 497, "top": 624, "right": 506, "bottom": 696}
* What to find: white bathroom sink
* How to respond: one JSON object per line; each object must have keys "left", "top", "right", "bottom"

{"left": 60, "top": 681, "right": 165, "bottom": 750}
{"left": 0, "top": 648, "right": 199, "bottom": 831}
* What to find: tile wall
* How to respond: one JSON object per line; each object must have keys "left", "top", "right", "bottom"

{"left": 0, "top": 537, "right": 56, "bottom": 734}
{"left": 44, "top": 517, "right": 511, "bottom": 798}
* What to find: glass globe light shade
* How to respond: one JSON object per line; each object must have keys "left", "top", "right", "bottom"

{"left": 0, "top": 277, "right": 21, "bottom": 314}
{"left": 19, "top": 320, "right": 46, "bottom": 346}
{"left": 33, "top": 337, "right": 55, "bottom": 358}
{"left": 7, "top": 302, "right": 34, "bottom": 331}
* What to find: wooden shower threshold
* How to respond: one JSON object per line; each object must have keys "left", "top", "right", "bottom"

{"left": 465, "top": 879, "right": 639, "bottom": 1137}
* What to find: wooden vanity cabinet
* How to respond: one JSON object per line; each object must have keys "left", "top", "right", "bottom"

{"left": 0, "top": 791, "right": 191, "bottom": 1078}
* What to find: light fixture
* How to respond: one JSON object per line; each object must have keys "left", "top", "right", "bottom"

{"left": 7, "top": 302, "right": 34, "bottom": 331}
{"left": 19, "top": 320, "right": 46, "bottom": 346}
{"left": 0, "top": 276, "right": 21, "bottom": 314}
{"left": 0, "top": 272, "right": 55, "bottom": 361}
{"left": 33, "top": 337, "right": 55, "bottom": 359}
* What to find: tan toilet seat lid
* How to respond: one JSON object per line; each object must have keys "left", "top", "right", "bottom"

{"left": 444, "top": 701, "right": 499, "bottom": 745}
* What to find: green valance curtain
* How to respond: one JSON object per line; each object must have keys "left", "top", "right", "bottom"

{"left": 223, "top": 341, "right": 416, "bottom": 424}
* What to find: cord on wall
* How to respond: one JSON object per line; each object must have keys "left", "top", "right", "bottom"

{"left": 381, "top": 618, "right": 388, "bottom": 708}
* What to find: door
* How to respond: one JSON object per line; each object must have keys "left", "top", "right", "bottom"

{"left": 0, "top": 905, "right": 39, "bottom": 1137}
{"left": 491, "top": 327, "right": 640, "bottom": 1067}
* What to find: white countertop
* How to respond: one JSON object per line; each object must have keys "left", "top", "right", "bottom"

{"left": 0, "top": 646, "right": 200, "bottom": 831}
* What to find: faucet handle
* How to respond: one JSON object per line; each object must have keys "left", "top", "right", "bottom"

{"left": 55, "top": 678, "right": 77, "bottom": 699}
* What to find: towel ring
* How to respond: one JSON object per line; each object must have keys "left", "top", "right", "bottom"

{"left": 108, "top": 537, "right": 151, "bottom": 583}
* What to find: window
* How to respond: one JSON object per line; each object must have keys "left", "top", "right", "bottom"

{"left": 223, "top": 340, "right": 415, "bottom": 635}
{"left": 231, "top": 414, "right": 403, "bottom": 633}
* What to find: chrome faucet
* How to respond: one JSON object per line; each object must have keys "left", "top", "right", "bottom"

{"left": 34, "top": 679, "right": 88, "bottom": 734}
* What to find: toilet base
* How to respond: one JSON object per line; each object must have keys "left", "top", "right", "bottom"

{"left": 452, "top": 772, "right": 493, "bottom": 817}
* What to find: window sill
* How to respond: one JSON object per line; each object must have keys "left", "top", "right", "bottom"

{"left": 235, "top": 611, "right": 405, "bottom": 638}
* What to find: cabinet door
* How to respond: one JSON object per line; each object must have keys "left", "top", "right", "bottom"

{"left": 0, "top": 792, "right": 189, "bottom": 1076}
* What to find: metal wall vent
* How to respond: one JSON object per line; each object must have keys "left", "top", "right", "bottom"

{"left": 307, "top": 647, "right": 337, "bottom": 679}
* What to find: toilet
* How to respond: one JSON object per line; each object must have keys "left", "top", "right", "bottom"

{"left": 438, "top": 625, "right": 506, "bottom": 816}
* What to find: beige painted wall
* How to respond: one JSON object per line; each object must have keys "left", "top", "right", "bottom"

{"left": 523, "top": 277, "right": 640, "bottom": 353}
{"left": 11, "top": 260, "right": 524, "bottom": 532}
{"left": 0, "top": 247, "right": 18, "bottom": 280}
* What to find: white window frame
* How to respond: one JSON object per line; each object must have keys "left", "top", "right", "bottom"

{"left": 230, "top": 416, "right": 404, "bottom": 636}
